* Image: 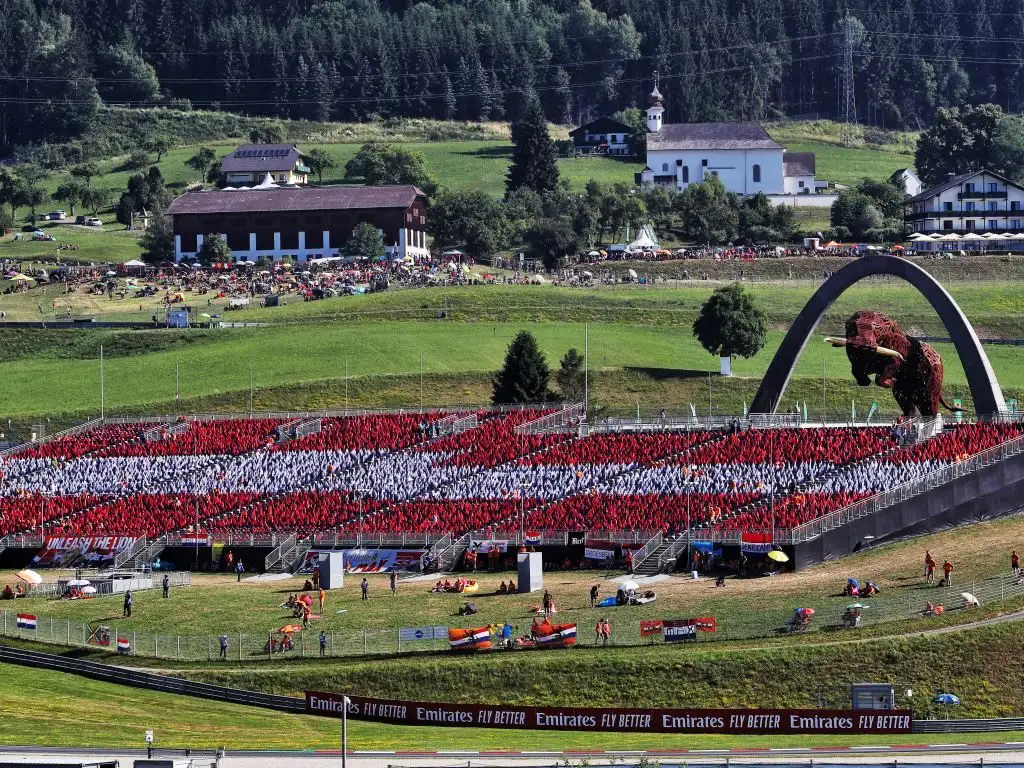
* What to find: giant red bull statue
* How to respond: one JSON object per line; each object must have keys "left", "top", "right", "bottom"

{"left": 826, "top": 311, "right": 958, "bottom": 418}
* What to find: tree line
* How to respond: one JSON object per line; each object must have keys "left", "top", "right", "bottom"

{"left": 5, "top": 0, "right": 1024, "bottom": 153}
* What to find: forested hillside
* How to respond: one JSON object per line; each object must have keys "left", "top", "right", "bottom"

{"left": 2, "top": 0, "right": 1023, "bottom": 153}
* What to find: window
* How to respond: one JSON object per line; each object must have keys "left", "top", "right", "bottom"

{"left": 798, "top": 180, "right": 805, "bottom": 188}
{"left": 966, "top": 183, "right": 976, "bottom": 193}
{"left": 1012, "top": 201, "right": 1022, "bottom": 211}
{"left": 702, "top": 159, "right": 708, "bottom": 167}
{"left": 682, "top": 166, "right": 689, "bottom": 183}
{"left": 662, "top": 163, "right": 669, "bottom": 172}
{"left": 965, "top": 220, "right": 977, "bottom": 231}
{"left": 1012, "top": 219, "right": 1022, "bottom": 229}
{"left": 988, "top": 219, "right": 999, "bottom": 230}
{"left": 988, "top": 182, "right": 998, "bottom": 192}
{"left": 965, "top": 201, "right": 976, "bottom": 212}
{"left": 943, "top": 220, "right": 954, "bottom": 231}
{"left": 675, "top": 159, "right": 682, "bottom": 166}
{"left": 988, "top": 201, "right": 999, "bottom": 211}
{"left": 752, "top": 164, "right": 761, "bottom": 183}
{"left": 943, "top": 201, "right": 953, "bottom": 212}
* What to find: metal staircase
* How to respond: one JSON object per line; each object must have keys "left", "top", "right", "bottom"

{"left": 264, "top": 533, "right": 297, "bottom": 572}
{"left": 128, "top": 535, "right": 168, "bottom": 570}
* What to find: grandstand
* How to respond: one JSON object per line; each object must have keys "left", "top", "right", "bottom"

{"left": 0, "top": 406, "right": 1022, "bottom": 572}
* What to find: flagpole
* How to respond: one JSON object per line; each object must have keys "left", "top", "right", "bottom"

{"left": 584, "top": 322, "right": 589, "bottom": 417}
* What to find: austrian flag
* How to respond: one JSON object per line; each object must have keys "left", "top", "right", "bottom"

{"left": 16, "top": 613, "right": 36, "bottom": 630}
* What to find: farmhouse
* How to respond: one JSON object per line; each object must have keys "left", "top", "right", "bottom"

{"left": 220, "top": 144, "right": 311, "bottom": 186}
{"left": 637, "top": 79, "right": 816, "bottom": 196}
{"left": 165, "top": 184, "right": 429, "bottom": 263}
{"left": 569, "top": 116, "right": 634, "bottom": 157}
{"left": 904, "top": 169, "right": 1024, "bottom": 235}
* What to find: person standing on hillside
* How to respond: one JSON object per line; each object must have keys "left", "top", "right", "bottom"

{"left": 925, "top": 551, "right": 936, "bottom": 583}
{"left": 123, "top": 590, "right": 132, "bottom": 618}
{"left": 1013, "top": 550, "right": 1020, "bottom": 577}
{"left": 943, "top": 559, "right": 954, "bottom": 587}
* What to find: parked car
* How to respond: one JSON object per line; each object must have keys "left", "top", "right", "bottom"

{"left": 48, "top": 211, "right": 66, "bottom": 220}
{"left": 85, "top": 218, "right": 103, "bottom": 227}
{"left": 75, "top": 215, "right": 87, "bottom": 225}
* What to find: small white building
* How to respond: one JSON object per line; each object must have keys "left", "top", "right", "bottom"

{"left": 569, "top": 117, "right": 634, "bottom": 157}
{"left": 890, "top": 168, "right": 923, "bottom": 197}
{"left": 904, "top": 169, "right": 1024, "bottom": 235}
{"left": 637, "top": 79, "right": 817, "bottom": 197}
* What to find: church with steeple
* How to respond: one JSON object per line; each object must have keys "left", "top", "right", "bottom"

{"left": 637, "top": 74, "right": 817, "bottom": 197}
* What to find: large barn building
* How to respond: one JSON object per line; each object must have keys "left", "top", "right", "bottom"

{"left": 165, "top": 184, "right": 429, "bottom": 262}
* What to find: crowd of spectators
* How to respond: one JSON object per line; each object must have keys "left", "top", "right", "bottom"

{"left": 1, "top": 416, "right": 1020, "bottom": 541}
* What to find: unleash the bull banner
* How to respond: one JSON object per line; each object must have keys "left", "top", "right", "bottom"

{"left": 306, "top": 692, "right": 913, "bottom": 735}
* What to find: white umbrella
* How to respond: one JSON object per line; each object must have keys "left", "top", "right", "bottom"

{"left": 105, "top": 270, "right": 117, "bottom": 276}
{"left": 961, "top": 592, "right": 980, "bottom": 606}
{"left": 81, "top": 586, "right": 97, "bottom": 594}
{"left": 15, "top": 569, "right": 42, "bottom": 585}
{"left": 960, "top": 232, "right": 984, "bottom": 240}
{"left": 67, "top": 579, "right": 90, "bottom": 587}
{"left": 1012, "top": 233, "right": 1024, "bottom": 240}
{"left": 627, "top": 268, "right": 638, "bottom": 279}
{"left": 582, "top": 271, "right": 593, "bottom": 278}
{"left": 908, "top": 233, "right": 935, "bottom": 242}
{"left": 982, "top": 232, "right": 1004, "bottom": 239}
{"left": 938, "top": 233, "right": 962, "bottom": 241}
{"left": 587, "top": 250, "right": 600, "bottom": 256}
{"left": 532, "top": 274, "right": 546, "bottom": 284}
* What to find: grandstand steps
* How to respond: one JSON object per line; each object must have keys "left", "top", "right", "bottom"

{"left": 437, "top": 533, "right": 471, "bottom": 571}
{"left": 128, "top": 536, "right": 167, "bottom": 570}
{"left": 632, "top": 539, "right": 679, "bottom": 576}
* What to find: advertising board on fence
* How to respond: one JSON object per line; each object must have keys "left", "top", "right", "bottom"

{"left": 583, "top": 547, "right": 615, "bottom": 560}
{"left": 399, "top": 626, "right": 448, "bottom": 642}
{"left": 664, "top": 618, "right": 717, "bottom": 642}
{"left": 300, "top": 549, "right": 426, "bottom": 573}
{"left": 739, "top": 532, "right": 774, "bottom": 554}
{"left": 305, "top": 693, "right": 913, "bottom": 734}
{"left": 32, "top": 536, "right": 141, "bottom": 567}
{"left": 470, "top": 539, "right": 509, "bottom": 553}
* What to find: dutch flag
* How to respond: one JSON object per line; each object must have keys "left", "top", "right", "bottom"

{"left": 16, "top": 613, "right": 36, "bottom": 630}
{"left": 116, "top": 637, "right": 131, "bottom": 654}
{"left": 535, "top": 624, "right": 577, "bottom": 646}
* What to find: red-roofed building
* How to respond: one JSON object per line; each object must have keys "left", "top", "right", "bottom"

{"left": 165, "top": 185, "right": 428, "bottom": 262}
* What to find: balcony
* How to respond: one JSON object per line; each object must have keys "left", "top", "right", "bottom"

{"left": 906, "top": 209, "right": 1021, "bottom": 219}
{"left": 958, "top": 190, "right": 1008, "bottom": 199}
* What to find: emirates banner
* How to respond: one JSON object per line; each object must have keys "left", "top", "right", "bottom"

{"left": 305, "top": 692, "right": 913, "bottom": 735}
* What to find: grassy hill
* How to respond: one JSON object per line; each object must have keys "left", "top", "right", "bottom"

{"left": 0, "top": 281, "right": 1021, "bottom": 424}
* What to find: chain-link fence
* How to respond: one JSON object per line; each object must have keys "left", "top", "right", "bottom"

{"left": 3, "top": 572, "right": 1022, "bottom": 662}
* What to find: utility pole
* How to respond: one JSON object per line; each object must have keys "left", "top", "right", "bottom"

{"left": 584, "top": 322, "right": 589, "bottom": 417}
{"left": 839, "top": 10, "right": 858, "bottom": 147}
{"left": 99, "top": 345, "right": 105, "bottom": 419}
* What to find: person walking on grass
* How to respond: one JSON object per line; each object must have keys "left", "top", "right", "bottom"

{"left": 943, "top": 559, "right": 954, "bottom": 587}
{"left": 320, "top": 630, "right": 327, "bottom": 657}
{"left": 390, "top": 571, "right": 398, "bottom": 596}
{"left": 361, "top": 577, "right": 369, "bottom": 601}
{"left": 590, "top": 584, "right": 599, "bottom": 608}
{"left": 123, "top": 590, "right": 132, "bottom": 618}
{"left": 236, "top": 560, "right": 244, "bottom": 582}
{"left": 219, "top": 633, "right": 228, "bottom": 660}
{"left": 318, "top": 587, "right": 326, "bottom": 615}
{"left": 925, "top": 551, "right": 936, "bottom": 583}
{"left": 1013, "top": 550, "right": 1020, "bottom": 577}
{"left": 162, "top": 573, "right": 169, "bottom": 599}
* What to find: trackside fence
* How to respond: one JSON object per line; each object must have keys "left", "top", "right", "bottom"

{"left": 3, "top": 572, "right": 1022, "bottom": 662}
{"left": 0, "top": 644, "right": 1023, "bottom": 733}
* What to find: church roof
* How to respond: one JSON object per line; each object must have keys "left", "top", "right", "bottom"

{"left": 647, "top": 122, "right": 782, "bottom": 151}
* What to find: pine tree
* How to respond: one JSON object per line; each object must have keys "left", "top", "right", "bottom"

{"left": 441, "top": 66, "right": 456, "bottom": 120}
{"left": 489, "top": 71, "right": 505, "bottom": 120}
{"left": 505, "top": 99, "right": 560, "bottom": 196}
{"left": 474, "top": 59, "right": 492, "bottom": 122}
{"left": 456, "top": 57, "right": 473, "bottom": 121}
{"left": 492, "top": 331, "right": 551, "bottom": 405}
{"left": 555, "top": 348, "right": 586, "bottom": 402}
{"left": 313, "top": 60, "right": 332, "bottom": 122}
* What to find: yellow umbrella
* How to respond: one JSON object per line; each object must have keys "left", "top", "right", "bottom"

{"left": 15, "top": 569, "right": 42, "bottom": 584}
{"left": 767, "top": 550, "right": 789, "bottom": 563}
{"left": 277, "top": 624, "right": 303, "bottom": 634}
{"left": 7, "top": 273, "right": 34, "bottom": 282}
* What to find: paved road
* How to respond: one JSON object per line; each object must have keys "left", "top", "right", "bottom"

{"left": 5, "top": 743, "right": 1024, "bottom": 767}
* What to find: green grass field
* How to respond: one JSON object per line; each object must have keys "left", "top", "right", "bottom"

{"left": 1, "top": 282, "right": 1023, "bottom": 421}
{"left": 7, "top": 659, "right": 1024, "bottom": 752}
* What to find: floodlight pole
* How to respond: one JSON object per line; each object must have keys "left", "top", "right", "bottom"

{"left": 584, "top": 321, "right": 589, "bottom": 417}
{"left": 342, "top": 694, "right": 350, "bottom": 768}
{"left": 99, "top": 345, "right": 105, "bottom": 419}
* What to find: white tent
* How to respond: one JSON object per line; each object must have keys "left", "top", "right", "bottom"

{"left": 908, "top": 233, "right": 935, "bottom": 242}
{"left": 123, "top": 259, "right": 147, "bottom": 268}
{"left": 626, "top": 224, "right": 659, "bottom": 252}
{"left": 982, "top": 232, "right": 1005, "bottom": 239}
{"left": 937, "top": 233, "right": 962, "bottom": 241}
{"left": 255, "top": 173, "right": 278, "bottom": 189}
{"left": 960, "top": 232, "right": 984, "bottom": 240}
